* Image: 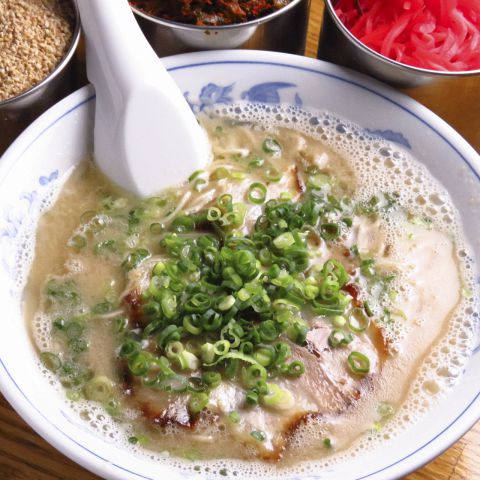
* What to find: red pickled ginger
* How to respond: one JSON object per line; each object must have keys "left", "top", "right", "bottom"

{"left": 335, "top": 0, "right": 480, "bottom": 71}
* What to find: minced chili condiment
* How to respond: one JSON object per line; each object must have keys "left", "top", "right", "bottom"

{"left": 130, "top": 0, "right": 292, "bottom": 26}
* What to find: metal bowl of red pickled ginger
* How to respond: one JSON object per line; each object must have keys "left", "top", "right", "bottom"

{"left": 318, "top": 0, "right": 480, "bottom": 88}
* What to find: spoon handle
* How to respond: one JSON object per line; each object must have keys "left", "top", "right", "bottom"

{"left": 76, "top": 0, "right": 175, "bottom": 119}
{"left": 75, "top": 0, "right": 209, "bottom": 196}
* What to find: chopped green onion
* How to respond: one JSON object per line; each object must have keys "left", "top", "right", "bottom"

{"left": 121, "top": 248, "right": 150, "bottom": 271}
{"left": 364, "top": 301, "right": 374, "bottom": 317}
{"left": 287, "top": 360, "right": 305, "bottom": 376}
{"left": 347, "top": 351, "right": 370, "bottom": 375}
{"left": 273, "top": 232, "right": 295, "bottom": 249}
{"left": 307, "top": 173, "right": 331, "bottom": 189}
{"left": 211, "top": 167, "right": 230, "bottom": 180}
{"left": 176, "top": 351, "right": 200, "bottom": 371}
{"left": 69, "top": 235, "right": 86, "bottom": 249}
{"left": 94, "top": 239, "right": 116, "bottom": 254}
{"left": 320, "top": 223, "right": 341, "bottom": 241}
{"left": 274, "top": 342, "right": 291, "bottom": 365}
{"left": 65, "top": 321, "right": 84, "bottom": 340}
{"left": 260, "top": 383, "right": 294, "bottom": 411}
{"left": 119, "top": 340, "right": 139, "bottom": 358}
{"left": 165, "top": 341, "right": 184, "bottom": 358}
{"left": 217, "top": 194, "right": 233, "bottom": 211}
{"left": 243, "top": 364, "right": 267, "bottom": 388}
{"left": 184, "top": 293, "right": 211, "bottom": 313}
{"left": 328, "top": 330, "right": 354, "bottom": 348}
{"left": 202, "top": 311, "right": 223, "bottom": 331}
{"left": 332, "top": 315, "right": 346, "bottom": 328}
{"left": 259, "top": 320, "right": 278, "bottom": 342}
{"left": 248, "top": 157, "right": 264, "bottom": 168}
{"left": 240, "top": 341, "right": 254, "bottom": 355}
{"left": 188, "top": 392, "right": 209, "bottom": 414}
{"left": 228, "top": 411, "right": 240, "bottom": 423}
{"left": 237, "top": 288, "right": 250, "bottom": 302}
{"left": 157, "top": 325, "right": 181, "bottom": 348}
{"left": 160, "top": 291, "right": 177, "bottom": 319}
{"left": 262, "top": 138, "right": 281, "bottom": 155}
{"left": 217, "top": 295, "right": 235, "bottom": 311}
{"left": 202, "top": 371, "right": 222, "bottom": 389}
{"left": 250, "top": 430, "right": 266, "bottom": 442}
{"left": 158, "top": 373, "right": 188, "bottom": 393}
{"left": 193, "top": 178, "right": 206, "bottom": 191}
{"left": 323, "top": 438, "right": 333, "bottom": 449}
{"left": 200, "top": 343, "right": 216, "bottom": 364}
{"left": 152, "top": 261, "right": 165, "bottom": 276}
{"left": 287, "top": 320, "right": 308, "bottom": 345}
{"left": 84, "top": 376, "right": 113, "bottom": 402}
{"left": 188, "top": 170, "right": 205, "bottom": 182}
{"left": 128, "top": 352, "right": 152, "bottom": 376}
{"left": 186, "top": 376, "right": 207, "bottom": 393}
{"left": 360, "top": 259, "right": 375, "bottom": 278}
{"left": 183, "top": 315, "right": 202, "bottom": 335}
{"left": 264, "top": 166, "right": 282, "bottom": 182}
{"left": 378, "top": 402, "right": 395, "bottom": 418}
{"left": 348, "top": 308, "right": 370, "bottom": 333}
{"left": 40, "top": 352, "right": 61, "bottom": 372}
{"left": 91, "top": 301, "right": 112, "bottom": 315}
{"left": 247, "top": 182, "right": 267, "bottom": 204}
{"left": 207, "top": 207, "right": 222, "bottom": 221}
{"left": 231, "top": 171, "right": 246, "bottom": 180}
{"left": 253, "top": 345, "right": 276, "bottom": 367}
{"left": 150, "top": 222, "right": 164, "bottom": 234}
{"left": 246, "top": 390, "right": 259, "bottom": 405}
{"left": 213, "top": 340, "right": 230, "bottom": 356}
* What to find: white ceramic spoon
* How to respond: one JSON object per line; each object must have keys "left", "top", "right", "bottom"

{"left": 76, "top": 0, "right": 210, "bottom": 197}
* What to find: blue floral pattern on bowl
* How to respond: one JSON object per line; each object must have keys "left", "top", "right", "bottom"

{"left": 184, "top": 81, "right": 410, "bottom": 150}
{"left": 366, "top": 128, "right": 412, "bottom": 149}
{"left": 0, "top": 170, "right": 59, "bottom": 296}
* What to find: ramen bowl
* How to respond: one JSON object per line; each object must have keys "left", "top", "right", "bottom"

{"left": 0, "top": 50, "right": 479, "bottom": 480}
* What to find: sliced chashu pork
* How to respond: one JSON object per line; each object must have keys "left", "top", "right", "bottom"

{"left": 121, "top": 320, "right": 388, "bottom": 460}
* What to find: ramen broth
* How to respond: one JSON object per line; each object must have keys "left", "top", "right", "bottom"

{"left": 26, "top": 106, "right": 477, "bottom": 475}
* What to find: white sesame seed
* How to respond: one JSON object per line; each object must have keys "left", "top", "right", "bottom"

{"left": 0, "top": 0, "right": 74, "bottom": 101}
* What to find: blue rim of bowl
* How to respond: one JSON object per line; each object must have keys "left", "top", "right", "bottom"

{"left": 130, "top": 0, "right": 305, "bottom": 31}
{"left": 0, "top": 53, "right": 479, "bottom": 480}
{"left": 0, "top": 1, "right": 81, "bottom": 108}
{"left": 324, "top": 0, "right": 480, "bottom": 77}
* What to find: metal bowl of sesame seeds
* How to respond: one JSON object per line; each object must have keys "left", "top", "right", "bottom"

{"left": 0, "top": 0, "right": 81, "bottom": 154}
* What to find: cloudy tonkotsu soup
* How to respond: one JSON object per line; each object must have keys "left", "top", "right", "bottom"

{"left": 26, "top": 105, "right": 477, "bottom": 477}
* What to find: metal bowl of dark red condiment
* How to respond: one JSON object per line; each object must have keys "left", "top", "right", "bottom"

{"left": 130, "top": 0, "right": 310, "bottom": 57}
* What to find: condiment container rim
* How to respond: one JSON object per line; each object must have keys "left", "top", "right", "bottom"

{"left": 325, "top": 0, "right": 480, "bottom": 78}
{"left": 0, "top": 1, "right": 81, "bottom": 108}
{"left": 131, "top": 0, "right": 303, "bottom": 30}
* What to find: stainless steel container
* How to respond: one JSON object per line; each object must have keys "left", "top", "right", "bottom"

{"left": 0, "top": 1, "right": 81, "bottom": 155}
{"left": 131, "top": 0, "right": 310, "bottom": 57}
{"left": 318, "top": 0, "right": 480, "bottom": 88}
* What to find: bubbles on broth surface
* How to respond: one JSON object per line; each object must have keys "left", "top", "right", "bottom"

{"left": 25, "top": 103, "right": 478, "bottom": 479}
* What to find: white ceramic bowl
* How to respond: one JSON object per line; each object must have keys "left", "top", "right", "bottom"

{"left": 0, "top": 50, "right": 479, "bottom": 480}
